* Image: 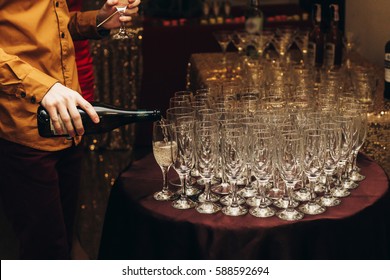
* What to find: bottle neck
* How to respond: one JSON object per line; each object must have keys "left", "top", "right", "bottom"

{"left": 312, "top": 4, "right": 321, "bottom": 25}
{"left": 249, "top": 0, "right": 260, "bottom": 8}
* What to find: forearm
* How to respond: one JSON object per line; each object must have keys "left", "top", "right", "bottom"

{"left": 0, "top": 48, "right": 58, "bottom": 104}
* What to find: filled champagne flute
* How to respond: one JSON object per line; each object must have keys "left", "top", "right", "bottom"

{"left": 152, "top": 121, "right": 178, "bottom": 201}
{"left": 112, "top": 0, "right": 132, "bottom": 40}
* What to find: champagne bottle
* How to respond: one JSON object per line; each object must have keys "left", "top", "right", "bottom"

{"left": 385, "top": 40, "right": 390, "bottom": 100}
{"left": 37, "top": 102, "right": 161, "bottom": 138}
{"left": 245, "top": 0, "right": 263, "bottom": 35}
{"left": 325, "top": 4, "right": 343, "bottom": 68}
{"left": 308, "top": 4, "right": 324, "bottom": 68}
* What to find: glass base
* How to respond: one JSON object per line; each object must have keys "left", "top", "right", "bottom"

{"left": 196, "top": 202, "right": 221, "bottom": 214}
{"left": 273, "top": 196, "right": 299, "bottom": 209}
{"left": 176, "top": 185, "right": 202, "bottom": 196}
{"left": 249, "top": 206, "right": 275, "bottom": 218}
{"left": 343, "top": 179, "right": 359, "bottom": 190}
{"left": 267, "top": 187, "right": 284, "bottom": 200}
{"left": 197, "top": 177, "right": 221, "bottom": 186}
{"left": 331, "top": 187, "right": 350, "bottom": 198}
{"left": 318, "top": 194, "right": 341, "bottom": 207}
{"left": 170, "top": 177, "right": 197, "bottom": 187}
{"left": 211, "top": 182, "right": 232, "bottom": 195}
{"left": 172, "top": 197, "right": 197, "bottom": 210}
{"left": 198, "top": 191, "right": 220, "bottom": 203}
{"left": 293, "top": 188, "right": 312, "bottom": 202}
{"left": 222, "top": 205, "right": 248, "bottom": 216}
{"left": 219, "top": 194, "right": 246, "bottom": 206}
{"left": 237, "top": 185, "right": 257, "bottom": 198}
{"left": 350, "top": 171, "right": 365, "bottom": 182}
{"left": 153, "top": 190, "right": 178, "bottom": 201}
{"left": 314, "top": 183, "right": 326, "bottom": 193}
{"left": 276, "top": 208, "right": 304, "bottom": 221}
{"left": 246, "top": 196, "right": 272, "bottom": 207}
{"left": 299, "top": 201, "right": 326, "bottom": 215}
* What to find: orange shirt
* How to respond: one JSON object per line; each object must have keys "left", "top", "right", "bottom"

{"left": 0, "top": 0, "right": 102, "bottom": 151}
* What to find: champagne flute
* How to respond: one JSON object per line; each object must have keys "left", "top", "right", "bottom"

{"left": 112, "top": 0, "right": 132, "bottom": 40}
{"left": 221, "top": 122, "right": 248, "bottom": 216}
{"left": 171, "top": 116, "right": 197, "bottom": 209}
{"left": 152, "top": 121, "right": 178, "bottom": 201}
{"left": 275, "top": 132, "right": 305, "bottom": 221}
{"left": 249, "top": 127, "right": 275, "bottom": 218}
{"left": 195, "top": 122, "right": 221, "bottom": 214}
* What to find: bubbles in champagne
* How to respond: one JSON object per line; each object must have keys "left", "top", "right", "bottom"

{"left": 153, "top": 141, "right": 178, "bottom": 167}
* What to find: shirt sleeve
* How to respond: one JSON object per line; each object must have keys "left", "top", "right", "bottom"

{"left": 68, "top": 10, "right": 110, "bottom": 41}
{"left": 0, "top": 48, "right": 58, "bottom": 103}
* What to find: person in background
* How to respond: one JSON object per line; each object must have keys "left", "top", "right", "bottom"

{"left": 0, "top": 0, "right": 140, "bottom": 259}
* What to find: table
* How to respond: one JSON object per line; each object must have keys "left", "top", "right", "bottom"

{"left": 98, "top": 153, "right": 390, "bottom": 260}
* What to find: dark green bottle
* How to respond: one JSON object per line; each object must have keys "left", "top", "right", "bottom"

{"left": 37, "top": 102, "right": 161, "bottom": 137}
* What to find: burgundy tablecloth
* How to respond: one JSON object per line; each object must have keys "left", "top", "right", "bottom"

{"left": 98, "top": 153, "right": 390, "bottom": 259}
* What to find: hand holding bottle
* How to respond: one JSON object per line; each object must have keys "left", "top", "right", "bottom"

{"left": 40, "top": 83, "right": 99, "bottom": 137}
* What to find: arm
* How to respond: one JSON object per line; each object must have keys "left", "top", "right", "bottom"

{"left": 68, "top": 0, "right": 141, "bottom": 41}
{"left": 0, "top": 48, "right": 99, "bottom": 137}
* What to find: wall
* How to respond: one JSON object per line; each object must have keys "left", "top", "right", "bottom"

{"left": 345, "top": 0, "right": 390, "bottom": 66}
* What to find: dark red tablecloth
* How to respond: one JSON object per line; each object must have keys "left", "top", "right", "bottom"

{"left": 98, "top": 153, "right": 390, "bottom": 259}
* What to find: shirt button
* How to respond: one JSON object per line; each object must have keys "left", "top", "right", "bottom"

{"left": 20, "top": 92, "right": 26, "bottom": 98}
{"left": 30, "top": 96, "right": 36, "bottom": 104}
{"left": 55, "top": 1, "right": 59, "bottom": 7}
{"left": 61, "top": 32, "right": 65, "bottom": 38}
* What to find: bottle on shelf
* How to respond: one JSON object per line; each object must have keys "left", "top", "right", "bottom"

{"left": 308, "top": 3, "right": 324, "bottom": 68}
{"left": 37, "top": 102, "right": 161, "bottom": 138}
{"left": 385, "top": 40, "right": 390, "bottom": 100}
{"left": 325, "top": 4, "right": 343, "bottom": 68}
{"left": 245, "top": 0, "right": 263, "bottom": 35}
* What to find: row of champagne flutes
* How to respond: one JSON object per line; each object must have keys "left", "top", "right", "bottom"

{"left": 152, "top": 83, "right": 368, "bottom": 220}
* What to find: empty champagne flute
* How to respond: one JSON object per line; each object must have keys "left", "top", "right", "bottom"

{"left": 221, "top": 122, "right": 248, "bottom": 216}
{"left": 195, "top": 122, "right": 221, "bottom": 214}
{"left": 172, "top": 116, "right": 197, "bottom": 209}
{"left": 275, "top": 132, "right": 305, "bottom": 221}
{"left": 319, "top": 122, "right": 342, "bottom": 207}
{"left": 112, "top": 0, "right": 132, "bottom": 40}
{"left": 299, "top": 128, "right": 326, "bottom": 215}
{"left": 152, "top": 121, "right": 178, "bottom": 201}
{"left": 249, "top": 127, "right": 275, "bottom": 218}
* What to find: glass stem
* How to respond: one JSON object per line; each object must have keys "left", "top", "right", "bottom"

{"left": 161, "top": 166, "right": 169, "bottom": 193}
{"left": 231, "top": 180, "right": 238, "bottom": 208}
{"left": 179, "top": 173, "right": 188, "bottom": 199}
{"left": 204, "top": 179, "right": 211, "bottom": 201}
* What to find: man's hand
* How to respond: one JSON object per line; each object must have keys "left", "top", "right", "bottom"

{"left": 97, "top": 0, "right": 141, "bottom": 30}
{"left": 40, "top": 83, "right": 99, "bottom": 137}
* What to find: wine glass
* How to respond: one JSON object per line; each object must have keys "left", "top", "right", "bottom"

{"left": 220, "top": 122, "right": 248, "bottom": 216}
{"left": 347, "top": 105, "right": 368, "bottom": 183}
{"left": 152, "top": 121, "right": 178, "bottom": 201}
{"left": 195, "top": 122, "right": 221, "bottom": 214}
{"left": 213, "top": 30, "right": 232, "bottom": 65}
{"left": 171, "top": 115, "right": 197, "bottom": 209}
{"left": 166, "top": 107, "right": 200, "bottom": 196}
{"left": 112, "top": 0, "right": 132, "bottom": 40}
{"left": 248, "top": 126, "right": 275, "bottom": 218}
{"left": 275, "top": 132, "right": 305, "bottom": 221}
{"left": 298, "top": 128, "right": 326, "bottom": 215}
{"left": 318, "top": 122, "right": 342, "bottom": 207}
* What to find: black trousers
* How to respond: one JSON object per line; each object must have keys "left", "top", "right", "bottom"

{"left": 0, "top": 138, "right": 83, "bottom": 259}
